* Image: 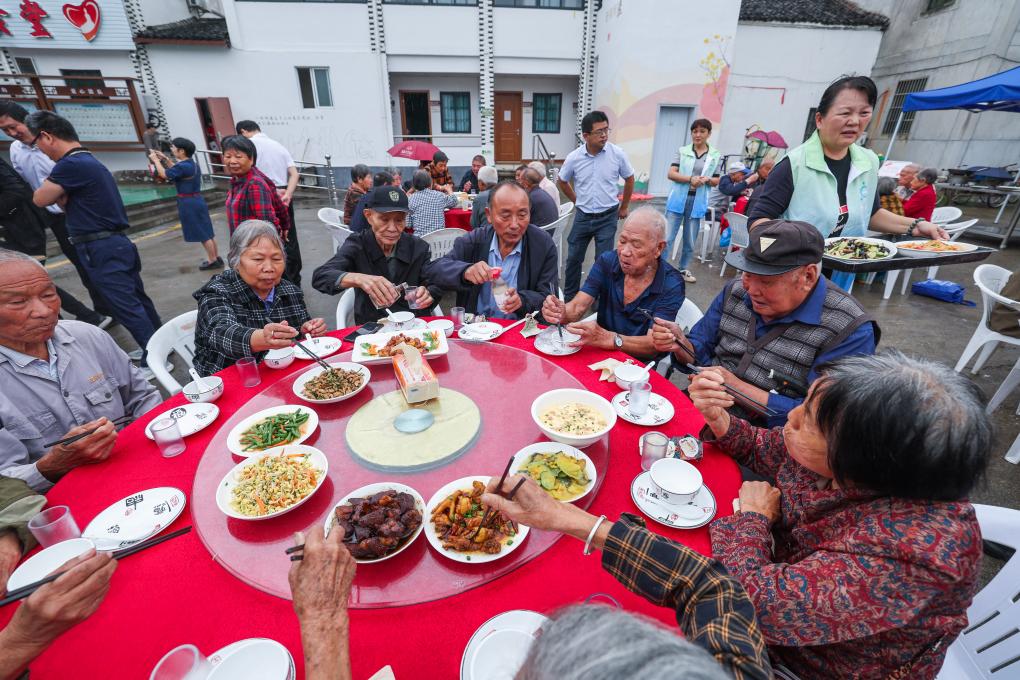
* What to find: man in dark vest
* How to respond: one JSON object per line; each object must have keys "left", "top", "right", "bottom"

{"left": 652, "top": 219, "right": 878, "bottom": 426}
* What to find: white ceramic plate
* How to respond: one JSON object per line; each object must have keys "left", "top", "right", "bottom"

{"left": 291, "top": 361, "right": 372, "bottom": 405}
{"left": 7, "top": 538, "right": 95, "bottom": 591}
{"left": 460, "top": 610, "right": 547, "bottom": 680}
{"left": 207, "top": 638, "right": 294, "bottom": 680}
{"left": 534, "top": 327, "right": 581, "bottom": 356}
{"left": 458, "top": 322, "right": 502, "bottom": 342}
{"left": 144, "top": 403, "right": 220, "bottom": 440}
{"left": 350, "top": 328, "right": 450, "bottom": 365}
{"left": 82, "top": 487, "right": 187, "bottom": 551}
{"left": 226, "top": 404, "right": 319, "bottom": 458}
{"left": 323, "top": 482, "right": 426, "bottom": 563}
{"left": 216, "top": 445, "right": 328, "bottom": 521}
{"left": 424, "top": 476, "right": 530, "bottom": 564}
{"left": 895, "top": 239, "right": 979, "bottom": 257}
{"left": 630, "top": 471, "right": 716, "bottom": 529}
{"left": 823, "top": 236, "right": 897, "bottom": 262}
{"left": 511, "top": 442, "right": 596, "bottom": 503}
{"left": 611, "top": 391, "right": 676, "bottom": 427}
{"left": 292, "top": 336, "right": 343, "bottom": 360}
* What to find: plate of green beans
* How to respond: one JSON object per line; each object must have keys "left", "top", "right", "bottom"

{"left": 226, "top": 405, "right": 320, "bottom": 458}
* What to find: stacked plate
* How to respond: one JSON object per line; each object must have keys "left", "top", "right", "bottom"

{"left": 82, "top": 487, "right": 188, "bottom": 551}
{"left": 207, "top": 638, "right": 294, "bottom": 680}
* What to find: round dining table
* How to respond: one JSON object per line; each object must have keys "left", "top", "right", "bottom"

{"left": 2, "top": 319, "right": 741, "bottom": 679}
{"left": 444, "top": 208, "right": 473, "bottom": 230}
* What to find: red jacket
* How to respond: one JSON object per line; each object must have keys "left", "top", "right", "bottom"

{"left": 903, "top": 183, "right": 936, "bottom": 221}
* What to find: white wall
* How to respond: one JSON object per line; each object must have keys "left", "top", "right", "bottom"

{"left": 384, "top": 5, "right": 477, "bottom": 58}
{"left": 717, "top": 23, "right": 884, "bottom": 159}
{"left": 225, "top": 0, "right": 370, "bottom": 51}
{"left": 138, "top": 0, "right": 193, "bottom": 27}
{"left": 492, "top": 7, "right": 583, "bottom": 62}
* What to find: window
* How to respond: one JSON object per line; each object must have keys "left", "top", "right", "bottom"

{"left": 14, "top": 57, "right": 36, "bottom": 74}
{"left": 532, "top": 93, "right": 561, "bottom": 134}
{"left": 494, "top": 0, "right": 584, "bottom": 7}
{"left": 923, "top": 0, "right": 955, "bottom": 13}
{"left": 440, "top": 91, "right": 470, "bottom": 133}
{"left": 60, "top": 69, "right": 103, "bottom": 90}
{"left": 882, "top": 77, "right": 928, "bottom": 137}
{"left": 297, "top": 67, "right": 333, "bottom": 108}
{"left": 382, "top": 0, "right": 475, "bottom": 5}
{"left": 803, "top": 107, "right": 817, "bottom": 142}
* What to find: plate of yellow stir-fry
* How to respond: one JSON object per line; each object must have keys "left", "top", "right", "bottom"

{"left": 216, "top": 445, "right": 328, "bottom": 520}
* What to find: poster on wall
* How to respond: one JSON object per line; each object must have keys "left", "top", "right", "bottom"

{"left": 0, "top": 1, "right": 133, "bottom": 50}
{"left": 53, "top": 101, "right": 136, "bottom": 142}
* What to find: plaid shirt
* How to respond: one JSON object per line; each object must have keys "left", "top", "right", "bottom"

{"left": 426, "top": 162, "right": 453, "bottom": 190}
{"left": 603, "top": 514, "right": 772, "bottom": 680}
{"left": 191, "top": 269, "right": 311, "bottom": 376}
{"left": 225, "top": 167, "right": 291, "bottom": 239}
{"left": 408, "top": 188, "right": 458, "bottom": 236}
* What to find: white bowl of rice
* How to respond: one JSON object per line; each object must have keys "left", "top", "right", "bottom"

{"left": 530, "top": 388, "right": 616, "bottom": 449}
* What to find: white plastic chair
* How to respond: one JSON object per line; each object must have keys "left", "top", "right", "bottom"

{"left": 541, "top": 211, "right": 572, "bottom": 274}
{"left": 421, "top": 228, "right": 466, "bottom": 261}
{"left": 931, "top": 206, "right": 963, "bottom": 225}
{"left": 145, "top": 310, "right": 198, "bottom": 395}
{"left": 891, "top": 219, "right": 981, "bottom": 296}
{"left": 935, "top": 504, "right": 1020, "bottom": 677}
{"left": 657, "top": 298, "right": 704, "bottom": 377}
{"left": 335, "top": 288, "right": 356, "bottom": 330}
{"left": 318, "top": 207, "right": 352, "bottom": 254}
{"left": 719, "top": 212, "right": 749, "bottom": 277}
{"left": 558, "top": 201, "right": 574, "bottom": 217}
{"left": 698, "top": 206, "right": 720, "bottom": 264}
{"left": 954, "top": 264, "right": 1020, "bottom": 374}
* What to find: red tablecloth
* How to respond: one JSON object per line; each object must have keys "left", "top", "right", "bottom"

{"left": 444, "top": 208, "right": 473, "bottom": 230}
{"left": 3, "top": 322, "right": 739, "bottom": 679}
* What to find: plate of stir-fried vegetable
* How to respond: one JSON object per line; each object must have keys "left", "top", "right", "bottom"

{"left": 226, "top": 405, "right": 319, "bottom": 458}
{"left": 216, "top": 445, "right": 328, "bottom": 520}
{"left": 292, "top": 361, "right": 372, "bottom": 404}
{"left": 823, "top": 237, "right": 897, "bottom": 262}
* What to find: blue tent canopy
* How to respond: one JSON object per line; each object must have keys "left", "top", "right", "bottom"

{"left": 903, "top": 65, "right": 1020, "bottom": 113}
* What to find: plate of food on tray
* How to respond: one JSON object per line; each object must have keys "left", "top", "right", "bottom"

{"left": 823, "top": 236, "right": 897, "bottom": 262}
{"left": 350, "top": 328, "right": 449, "bottom": 365}
{"left": 292, "top": 361, "right": 371, "bottom": 404}
{"left": 511, "top": 442, "right": 596, "bottom": 503}
{"left": 216, "top": 445, "right": 327, "bottom": 520}
{"left": 895, "top": 239, "right": 979, "bottom": 257}
{"left": 323, "top": 482, "right": 425, "bottom": 563}
{"left": 226, "top": 405, "right": 319, "bottom": 457}
{"left": 424, "top": 477, "right": 529, "bottom": 564}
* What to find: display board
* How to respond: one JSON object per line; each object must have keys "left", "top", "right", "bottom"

{"left": 52, "top": 101, "right": 137, "bottom": 142}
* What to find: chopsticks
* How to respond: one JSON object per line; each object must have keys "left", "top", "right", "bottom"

{"left": 0, "top": 526, "right": 192, "bottom": 607}
{"left": 473, "top": 458, "right": 524, "bottom": 538}
{"left": 293, "top": 338, "right": 332, "bottom": 371}
{"left": 549, "top": 285, "right": 565, "bottom": 341}
{"left": 42, "top": 415, "right": 133, "bottom": 448}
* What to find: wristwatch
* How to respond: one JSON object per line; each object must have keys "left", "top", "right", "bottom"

{"left": 613, "top": 334, "right": 623, "bottom": 349}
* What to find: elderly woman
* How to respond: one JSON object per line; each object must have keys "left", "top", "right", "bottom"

{"left": 876, "top": 176, "right": 905, "bottom": 216}
{"left": 689, "top": 351, "right": 988, "bottom": 679}
{"left": 149, "top": 137, "right": 221, "bottom": 270}
{"left": 192, "top": 220, "right": 326, "bottom": 376}
{"left": 407, "top": 169, "right": 458, "bottom": 236}
{"left": 902, "top": 167, "right": 938, "bottom": 221}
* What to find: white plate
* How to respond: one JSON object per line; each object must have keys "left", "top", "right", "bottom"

{"left": 895, "top": 239, "right": 979, "bottom": 257}
{"left": 611, "top": 391, "right": 676, "bottom": 427}
{"left": 458, "top": 322, "right": 502, "bottom": 342}
{"left": 144, "top": 403, "right": 220, "bottom": 440}
{"left": 534, "top": 327, "right": 580, "bottom": 356}
{"left": 323, "top": 482, "right": 426, "bottom": 563}
{"left": 291, "top": 361, "right": 372, "bottom": 405}
{"left": 511, "top": 442, "right": 596, "bottom": 503}
{"left": 82, "top": 487, "right": 187, "bottom": 551}
{"left": 7, "top": 538, "right": 95, "bottom": 591}
{"left": 216, "top": 445, "right": 328, "bottom": 521}
{"left": 208, "top": 638, "right": 294, "bottom": 680}
{"left": 350, "top": 328, "right": 450, "bottom": 365}
{"left": 823, "top": 236, "right": 897, "bottom": 262}
{"left": 226, "top": 404, "right": 319, "bottom": 458}
{"left": 292, "top": 336, "right": 343, "bottom": 360}
{"left": 424, "top": 476, "right": 530, "bottom": 564}
{"left": 630, "top": 471, "right": 716, "bottom": 529}
{"left": 460, "top": 610, "right": 547, "bottom": 680}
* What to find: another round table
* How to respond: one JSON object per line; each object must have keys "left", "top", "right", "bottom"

{"left": 444, "top": 208, "right": 473, "bottom": 230}
{"left": 2, "top": 321, "right": 740, "bottom": 679}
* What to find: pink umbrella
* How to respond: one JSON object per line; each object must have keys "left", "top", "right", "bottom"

{"left": 748, "top": 130, "right": 788, "bottom": 149}
{"left": 387, "top": 140, "right": 441, "bottom": 161}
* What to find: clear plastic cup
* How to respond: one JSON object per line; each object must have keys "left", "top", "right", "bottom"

{"left": 640, "top": 431, "right": 669, "bottom": 471}
{"left": 150, "top": 644, "right": 210, "bottom": 680}
{"left": 451, "top": 306, "right": 466, "bottom": 328}
{"left": 151, "top": 418, "right": 186, "bottom": 458}
{"left": 28, "top": 505, "right": 81, "bottom": 547}
{"left": 628, "top": 380, "right": 652, "bottom": 416}
{"left": 236, "top": 356, "right": 261, "bottom": 388}
{"left": 405, "top": 286, "right": 423, "bottom": 310}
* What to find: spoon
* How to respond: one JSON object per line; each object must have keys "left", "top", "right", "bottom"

{"left": 188, "top": 368, "right": 211, "bottom": 391}
{"left": 384, "top": 308, "right": 399, "bottom": 323}
{"left": 640, "top": 495, "right": 704, "bottom": 521}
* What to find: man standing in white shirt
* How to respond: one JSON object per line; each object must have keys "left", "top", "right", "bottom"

{"left": 236, "top": 120, "right": 303, "bottom": 285}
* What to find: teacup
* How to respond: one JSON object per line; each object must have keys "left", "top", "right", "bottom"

{"left": 613, "top": 363, "right": 649, "bottom": 389}
{"left": 649, "top": 458, "right": 703, "bottom": 506}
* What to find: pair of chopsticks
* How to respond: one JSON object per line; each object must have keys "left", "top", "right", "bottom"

{"left": 42, "top": 414, "right": 134, "bottom": 448}
{"left": 638, "top": 308, "right": 779, "bottom": 418}
{"left": 293, "top": 337, "right": 332, "bottom": 371}
{"left": 548, "top": 285, "right": 565, "bottom": 341}
{"left": 0, "top": 526, "right": 192, "bottom": 607}
{"left": 472, "top": 457, "right": 526, "bottom": 538}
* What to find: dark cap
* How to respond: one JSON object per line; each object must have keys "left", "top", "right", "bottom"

{"left": 365, "top": 186, "right": 409, "bottom": 213}
{"left": 724, "top": 219, "right": 823, "bottom": 275}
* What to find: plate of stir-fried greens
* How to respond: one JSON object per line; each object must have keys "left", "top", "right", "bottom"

{"left": 226, "top": 405, "right": 319, "bottom": 458}
{"left": 823, "top": 237, "right": 897, "bottom": 262}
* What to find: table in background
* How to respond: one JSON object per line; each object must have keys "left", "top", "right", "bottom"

{"left": 444, "top": 208, "right": 473, "bottom": 230}
{"left": 934, "top": 182, "right": 1020, "bottom": 248}
{"left": 825, "top": 246, "right": 995, "bottom": 298}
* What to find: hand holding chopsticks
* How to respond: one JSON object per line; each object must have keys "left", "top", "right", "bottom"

{"left": 43, "top": 415, "right": 133, "bottom": 449}
{"left": 293, "top": 337, "right": 333, "bottom": 372}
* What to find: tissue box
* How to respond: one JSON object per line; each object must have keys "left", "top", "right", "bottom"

{"left": 393, "top": 351, "right": 439, "bottom": 404}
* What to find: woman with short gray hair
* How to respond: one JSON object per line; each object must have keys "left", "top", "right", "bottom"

{"left": 192, "top": 219, "right": 327, "bottom": 375}
{"left": 903, "top": 166, "right": 939, "bottom": 221}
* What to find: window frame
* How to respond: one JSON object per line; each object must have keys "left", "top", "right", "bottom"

{"left": 882, "top": 77, "right": 929, "bottom": 138}
{"left": 532, "top": 93, "right": 562, "bottom": 134}
{"left": 493, "top": 0, "right": 585, "bottom": 8}
{"left": 922, "top": 0, "right": 955, "bottom": 15}
{"left": 382, "top": 0, "right": 477, "bottom": 5}
{"left": 296, "top": 66, "right": 334, "bottom": 109}
{"left": 439, "top": 91, "right": 471, "bottom": 134}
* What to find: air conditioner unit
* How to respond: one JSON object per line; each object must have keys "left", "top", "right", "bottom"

{"left": 186, "top": 0, "right": 224, "bottom": 16}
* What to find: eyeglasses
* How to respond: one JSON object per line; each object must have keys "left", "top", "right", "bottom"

{"left": 588, "top": 128, "right": 611, "bottom": 138}
{"left": 28, "top": 133, "right": 40, "bottom": 148}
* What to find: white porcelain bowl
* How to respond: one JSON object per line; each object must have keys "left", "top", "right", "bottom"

{"left": 263, "top": 347, "right": 296, "bottom": 369}
{"left": 530, "top": 388, "right": 617, "bottom": 449}
{"left": 613, "top": 363, "right": 650, "bottom": 390}
{"left": 182, "top": 375, "right": 224, "bottom": 403}
{"left": 388, "top": 311, "right": 414, "bottom": 325}
{"left": 427, "top": 319, "right": 455, "bottom": 337}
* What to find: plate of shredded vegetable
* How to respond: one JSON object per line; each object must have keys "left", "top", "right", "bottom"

{"left": 292, "top": 361, "right": 371, "bottom": 404}
{"left": 226, "top": 405, "right": 319, "bottom": 458}
{"left": 216, "top": 445, "right": 328, "bottom": 520}
{"left": 823, "top": 237, "right": 897, "bottom": 262}
{"left": 896, "top": 240, "right": 978, "bottom": 257}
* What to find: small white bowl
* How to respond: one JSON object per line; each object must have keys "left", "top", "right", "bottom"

{"left": 649, "top": 458, "right": 704, "bottom": 506}
{"left": 613, "top": 363, "right": 650, "bottom": 390}
{"left": 388, "top": 311, "right": 415, "bottom": 325}
{"left": 182, "top": 375, "right": 224, "bottom": 403}
{"left": 263, "top": 347, "right": 295, "bottom": 369}
{"left": 531, "top": 388, "right": 616, "bottom": 449}
{"left": 427, "top": 319, "right": 455, "bottom": 337}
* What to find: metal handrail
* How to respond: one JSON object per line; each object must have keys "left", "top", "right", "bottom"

{"left": 531, "top": 135, "right": 557, "bottom": 179}
{"left": 193, "top": 148, "right": 340, "bottom": 207}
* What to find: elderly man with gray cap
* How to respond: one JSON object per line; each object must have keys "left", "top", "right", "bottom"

{"left": 652, "top": 220, "right": 877, "bottom": 426}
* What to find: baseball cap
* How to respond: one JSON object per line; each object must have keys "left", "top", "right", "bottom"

{"left": 724, "top": 219, "right": 823, "bottom": 276}
{"left": 366, "top": 186, "right": 409, "bottom": 213}
{"left": 727, "top": 159, "right": 749, "bottom": 173}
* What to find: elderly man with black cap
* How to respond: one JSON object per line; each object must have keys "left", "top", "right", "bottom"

{"left": 652, "top": 219, "right": 878, "bottom": 426}
{"left": 312, "top": 186, "right": 442, "bottom": 325}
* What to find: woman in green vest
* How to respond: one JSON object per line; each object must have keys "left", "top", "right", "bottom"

{"left": 748, "top": 75, "right": 947, "bottom": 290}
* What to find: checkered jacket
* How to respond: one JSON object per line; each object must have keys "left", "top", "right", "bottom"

{"left": 191, "top": 269, "right": 311, "bottom": 376}
{"left": 408, "top": 189, "right": 458, "bottom": 236}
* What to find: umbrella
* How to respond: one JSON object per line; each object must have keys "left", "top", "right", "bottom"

{"left": 387, "top": 140, "right": 440, "bottom": 161}
{"left": 748, "top": 130, "right": 788, "bottom": 149}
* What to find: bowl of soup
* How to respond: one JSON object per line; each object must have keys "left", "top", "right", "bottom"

{"left": 530, "top": 389, "right": 616, "bottom": 448}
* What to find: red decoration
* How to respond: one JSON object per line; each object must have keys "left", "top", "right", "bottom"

{"left": 62, "top": 0, "right": 101, "bottom": 42}
{"left": 19, "top": 0, "right": 51, "bottom": 38}
{"left": 0, "top": 9, "right": 11, "bottom": 37}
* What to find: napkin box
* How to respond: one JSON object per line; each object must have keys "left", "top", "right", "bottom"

{"left": 393, "top": 352, "right": 439, "bottom": 404}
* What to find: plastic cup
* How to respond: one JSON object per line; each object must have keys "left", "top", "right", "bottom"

{"left": 405, "top": 286, "right": 424, "bottom": 310}
{"left": 151, "top": 418, "right": 186, "bottom": 458}
{"left": 628, "top": 380, "right": 652, "bottom": 416}
{"left": 150, "top": 644, "right": 210, "bottom": 680}
{"left": 451, "top": 306, "right": 466, "bottom": 328}
{"left": 640, "top": 431, "right": 669, "bottom": 471}
{"left": 28, "top": 505, "right": 81, "bottom": 547}
{"left": 236, "top": 356, "right": 261, "bottom": 388}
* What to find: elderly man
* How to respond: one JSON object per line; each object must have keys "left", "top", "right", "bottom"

{"left": 652, "top": 220, "right": 877, "bottom": 426}
{"left": 350, "top": 170, "right": 396, "bottom": 234}
{"left": 425, "top": 151, "right": 454, "bottom": 193}
{"left": 528, "top": 161, "right": 561, "bottom": 207}
{"left": 430, "top": 181, "right": 558, "bottom": 319}
{"left": 542, "top": 207, "right": 685, "bottom": 360}
{"left": 408, "top": 170, "right": 458, "bottom": 236}
{"left": 0, "top": 249, "right": 161, "bottom": 491}
{"left": 742, "top": 158, "right": 774, "bottom": 218}
{"left": 471, "top": 166, "right": 500, "bottom": 230}
{"left": 521, "top": 167, "right": 559, "bottom": 227}
{"left": 895, "top": 163, "right": 920, "bottom": 200}
{"left": 459, "top": 154, "right": 486, "bottom": 193}
{"left": 718, "top": 160, "right": 757, "bottom": 199}
{"left": 312, "top": 186, "right": 441, "bottom": 325}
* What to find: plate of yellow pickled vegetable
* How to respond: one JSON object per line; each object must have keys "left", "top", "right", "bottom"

{"left": 512, "top": 443, "right": 596, "bottom": 503}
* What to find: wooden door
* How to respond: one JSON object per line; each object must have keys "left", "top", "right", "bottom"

{"left": 648, "top": 106, "right": 692, "bottom": 196}
{"left": 494, "top": 92, "right": 522, "bottom": 163}
{"left": 205, "top": 97, "right": 235, "bottom": 145}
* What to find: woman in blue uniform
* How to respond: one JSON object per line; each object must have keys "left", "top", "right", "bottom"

{"left": 150, "top": 137, "right": 222, "bottom": 270}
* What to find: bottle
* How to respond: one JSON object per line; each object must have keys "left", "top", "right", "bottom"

{"left": 491, "top": 267, "right": 509, "bottom": 311}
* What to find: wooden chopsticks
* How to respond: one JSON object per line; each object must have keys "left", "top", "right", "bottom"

{"left": 293, "top": 338, "right": 333, "bottom": 371}
{"left": 42, "top": 415, "right": 134, "bottom": 449}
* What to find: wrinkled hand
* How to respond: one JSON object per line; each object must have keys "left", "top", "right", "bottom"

{"left": 463, "top": 181, "right": 472, "bottom": 192}
{"left": 0, "top": 530, "right": 22, "bottom": 594}
{"left": 354, "top": 274, "right": 400, "bottom": 308}
{"left": 262, "top": 321, "right": 299, "bottom": 349}
{"left": 301, "top": 318, "right": 328, "bottom": 337}
{"left": 745, "top": 172, "right": 759, "bottom": 185}
{"left": 39, "top": 418, "right": 118, "bottom": 481}
{"left": 482, "top": 475, "right": 566, "bottom": 533}
{"left": 541, "top": 295, "right": 566, "bottom": 325}
{"left": 501, "top": 288, "right": 522, "bottom": 315}
{"left": 688, "top": 368, "right": 734, "bottom": 433}
{"left": 462, "top": 261, "right": 494, "bottom": 286}
{"left": 651, "top": 317, "right": 684, "bottom": 354}
{"left": 289, "top": 525, "right": 356, "bottom": 626}
{"left": 916, "top": 220, "right": 949, "bottom": 240}
{"left": 566, "top": 320, "right": 613, "bottom": 350}
{"left": 413, "top": 286, "right": 433, "bottom": 310}
{"left": 737, "top": 481, "right": 781, "bottom": 524}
